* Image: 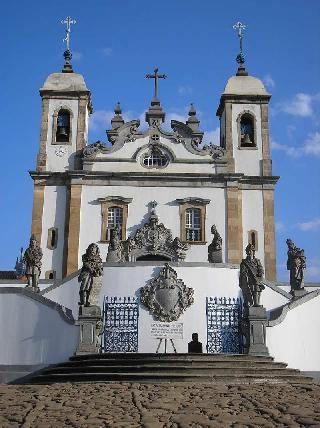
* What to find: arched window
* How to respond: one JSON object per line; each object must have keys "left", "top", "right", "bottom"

{"left": 248, "top": 230, "right": 258, "bottom": 251}
{"left": 185, "top": 208, "right": 201, "bottom": 242}
{"left": 45, "top": 270, "right": 56, "bottom": 280}
{"left": 56, "top": 109, "right": 70, "bottom": 143}
{"left": 142, "top": 147, "right": 169, "bottom": 168}
{"left": 47, "top": 227, "right": 58, "bottom": 250}
{"left": 240, "top": 114, "right": 255, "bottom": 147}
{"left": 106, "top": 206, "right": 123, "bottom": 241}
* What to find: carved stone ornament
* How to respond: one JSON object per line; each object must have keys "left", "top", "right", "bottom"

{"left": 82, "top": 141, "right": 106, "bottom": 159}
{"left": 23, "top": 235, "right": 43, "bottom": 293}
{"left": 140, "top": 264, "right": 194, "bottom": 322}
{"left": 122, "top": 202, "right": 189, "bottom": 262}
{"left": 78, "top": 243, "right": 103, "bottom": 307}
{"left": 286, "top": 238, "right": 306, "bottom": 292}
{"left": 208, "top": 224, "right": 223, "bottom": 263}
{"left": 201, "top": 144, "right": 225, "bottom": 160}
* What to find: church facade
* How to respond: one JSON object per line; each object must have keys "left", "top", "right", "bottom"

{"left": 0, "top": 29, "right": 320, "bottom": 382}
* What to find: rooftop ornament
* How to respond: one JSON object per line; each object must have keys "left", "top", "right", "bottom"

{"left": 233, "top": 21, "right": 248, "bottom": 76}
{"left": 145, "top": 68, "right": 167, "bottom": 126}
{"left": 61, "top": 16, "right": 76, "bottom": 73}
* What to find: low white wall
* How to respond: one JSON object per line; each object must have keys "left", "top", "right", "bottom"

{"left": 267, "top": 294, "right": 320, "bottom": 371}
{"left": 43, "top": 275, "right": 80, "bottom": 318}
{"left": 0, "top": 292, "right": 79, "bottom": 365}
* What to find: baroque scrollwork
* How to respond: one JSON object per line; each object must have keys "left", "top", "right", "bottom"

{"left": 201, "top": 143, "right": 225, "bottom": 160}
{"left": 140, "top": 263, "right": 194, "bottom": 321}
{"left": 82, "top": 141, "right": 106, "bottom": 159}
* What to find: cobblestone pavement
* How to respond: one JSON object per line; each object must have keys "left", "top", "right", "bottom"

{"left": 0, "top": 382, "right": 320, "bottom": 427}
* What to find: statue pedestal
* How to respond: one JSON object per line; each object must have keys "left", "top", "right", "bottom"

{"left": 244, "top": 306, "right": 269, "bottom": 357}
{"left": 208, "top": 249, "right": 222, "bottom": 263}
{"left": 290, "top": 288, "right": 308, "bottom": 299}
{"left": 76, "top": 305, "right": 102, "bottom": 355}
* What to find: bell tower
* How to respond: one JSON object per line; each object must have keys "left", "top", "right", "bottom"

{"left": 37, "top": 17, "right": 91, "bottom": 172}
{"left": 30, "top": 18, "right": 91, "bottom": 280}
{"left": 217, "top": 22, "right": 277, "bottom": 280}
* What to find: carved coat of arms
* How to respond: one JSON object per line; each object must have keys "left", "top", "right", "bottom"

{"left": 140, "top": 264, "right": 194, "bottom": 322}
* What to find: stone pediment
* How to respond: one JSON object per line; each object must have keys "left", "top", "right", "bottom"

{"left": 82, "top": 103, "right": 225, "bottom": 162}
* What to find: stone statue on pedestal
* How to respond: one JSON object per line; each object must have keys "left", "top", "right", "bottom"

{"left": 239, "top": 243, "right": 264, "bottom": 307}
{"left": 208, "top": 225, "right": 223, "bottom": 263}
{"left": 106, "top": 225, "right": 124, "bottom": 263}
{"left": 23, "top": 236, "right": 42, "bottom": 293}
{"left": 286, "top": 239, "right": 306, "bottom": 293}
{"left": 78, "top": 243, "right": 103, "bottom": 307}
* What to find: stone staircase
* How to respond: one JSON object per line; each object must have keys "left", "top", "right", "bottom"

{"left": 26, "top": 353, "right": 313, "bottom": 384}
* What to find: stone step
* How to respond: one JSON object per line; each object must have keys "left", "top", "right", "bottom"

{"left": 27, "top": 353, "right": 312, "bottom": 385}
{"left": 42, "top": 365, "right": 299, "bottom": 376}
{"left": 70, "top": 353, "right": 274, "bottom": 362}
{"left": 30, "top": 371, "right": 313, "bottom": 385}
{"left": 58, "top": 359, "right": 288, "bottom": 369}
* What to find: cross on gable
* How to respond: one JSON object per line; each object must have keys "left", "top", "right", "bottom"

{"left": 145, "top": 68, "right": 167, "bottom": 99}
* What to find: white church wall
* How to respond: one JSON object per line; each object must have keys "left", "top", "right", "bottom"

{"left": 79, "top": 186, "right": 226, "bottom": 265}
{"left": 41, "top": 186, "right": 66, "bottom": 279}
{"left": 46, "top": 99, "right": 79, "bottom": 171}
{"left": 241, "top": 189, "right": 265, "bottom": 265}
{"left": 267, "top": 295, "right": 320, "bottom": 371}
{"left": 43, "top": 275, "right": 80, "bottom": 317}
{"left": 232, "top": 104, "right": 262, "bottom": 176}
{"left": 260, "top": 285, "right": 290, "bottom": 310}
{"left": 100, "top": 264, "right": 241, "bottom": 353}
{"left": 0, "top": 293, "right": 78, "bottom": 365}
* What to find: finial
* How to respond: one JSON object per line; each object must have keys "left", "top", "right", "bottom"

{"left": 114, "top": 102, "right": 122, "bottom": 115}
{"left": 61, "top": 16, "right": 76, "bottom": 73}
{"left": 188, "top": 103, "right": 196, "bottom": 116}
{"left": 186, "top": 103, "right": 200, "bottom": 131}
{"left": 233, "top": 21, "right": 248, "bottom": 76}
{"left": 111, "top": 102, "right": 124, "bottom": 129}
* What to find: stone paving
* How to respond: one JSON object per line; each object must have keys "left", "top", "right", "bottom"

{"left": 0, "top": 382, "right": 320, "bottom": 427}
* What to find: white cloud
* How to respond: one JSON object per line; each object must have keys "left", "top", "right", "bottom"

{"left": 270, "top": 138, "right": 299, "bottom": 158}
{"left": 271, "top": 133, "right": 320, "bottom": 158}
{"left": 202, "top": 127, "right": 220, "bottom": 145}
{"left": 72, "top": 51, "right": 83, "bottom": 61}
{"left": 263, "top": 74, "right": 275, "bottom": 89}
{"left": 278, "top": 93, "right": 313, "bottom": 117}
{"left": 305, "top": 258, "right": 320, "bottom": 281}
{"left": 178, "top": 85, "right": 193, "bottom": 96}
{"left": 297, "top": 218, "right": 320, "bottom": 232}
{"left": 275, "top": 222, "right": 286, "bottom": 232}
{"left": 303, "top": 131, "right": 320, "bottom": 155}
{"left": 101, "top": 47, "right": 112, "bottom": 57}
{"left": 89, "top": 109, "right": 135, "bottom": 132}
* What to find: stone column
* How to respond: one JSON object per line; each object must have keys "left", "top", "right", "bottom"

{"left": 243, "top": 306, "right": 269, "bottom": 356}
{"left": 76, "top": 305, "right": 102, "bottom": 355}
{"left": 226, "top": 184, "right": 243, "bottom": 264}
{"left": 263, "top": 188, "right": 276, "bottom": 281}
{"left": 62, "top": 184, "right": 82, "bottom": 277}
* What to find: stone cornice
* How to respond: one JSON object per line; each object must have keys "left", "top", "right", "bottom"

{"left": 216, "top": 94, "right": 271, "bottom": 117}
{"left": 29, "top": 170, "right": 279, "bottom": 188}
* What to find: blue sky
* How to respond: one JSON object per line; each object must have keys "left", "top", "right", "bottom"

{"left": 1, "top": 0, "right": 319, "bottom": 281}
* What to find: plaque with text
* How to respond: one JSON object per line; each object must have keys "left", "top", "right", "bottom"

{"left": 150, "top": 322, "right": 183, "bottom": 339}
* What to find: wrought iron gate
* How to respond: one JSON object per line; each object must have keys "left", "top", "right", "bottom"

{"left": 102, "top": 296, "right": 139, "bottom": 353}
{"left": 206, "top": 297, "right": 243, "bottom": 353}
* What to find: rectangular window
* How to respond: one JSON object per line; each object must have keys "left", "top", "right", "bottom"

{"left": 186, "top": 208, "right": 201, "bottom": 242}
{"left": 106, "top": 207, "right": 123, "bottom": 240}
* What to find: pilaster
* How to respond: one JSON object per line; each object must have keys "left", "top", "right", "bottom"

{"left": 226, "top": 184, "right": 243, "bottom": 264}
{"left": 224, "top": 102, "right": 235, "bottom": 173}
{"left": 260, "top": 104, "right": 272, "bottom": 176}
{"left": 37, "top": 98, "right": 49, "bottom": 171}
{"left": 263, "top": 189, "right": 276, "bottom": 280}
{"left": 31, "top": 184, "right": 45, "bottom": 243}
{"left": 63, "top": 184, "right": 82, "bottom": 277}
